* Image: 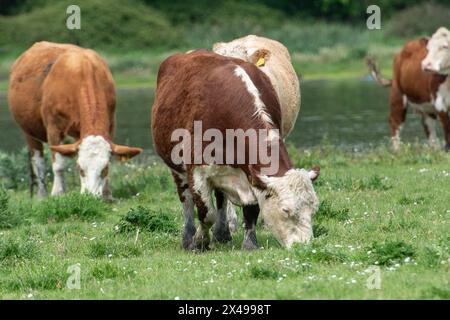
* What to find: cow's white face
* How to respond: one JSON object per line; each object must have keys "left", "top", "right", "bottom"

{"left": 422, "top": 27, "right": 450, "bottom": 74}
{"left": 258, "top": 169, "right": 319, "bottom": 248}
{"left": 77, "top": 136, "right": 111, "bottom": 196}
{"left": 50, "top": 135, "right": 143, "bottom": 199}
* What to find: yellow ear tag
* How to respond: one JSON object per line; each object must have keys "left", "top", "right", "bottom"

{"left": 256, "top": 57, "right": 265, "bottom": 67}
{"left": 119, "top": 155, "right": 131, "bottom": 162}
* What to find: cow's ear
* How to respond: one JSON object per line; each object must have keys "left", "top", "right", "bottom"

{"left": 50, "top": 142, "right": 79, "bottom": 157}
{"left": 308, "top": 165, "right": 320, "bottom": 182}
{"left": 112, "top": 144, "right": 143, "bottom": 162}
{"left": 250, "top": 49, "right": 271, "bottom": 67}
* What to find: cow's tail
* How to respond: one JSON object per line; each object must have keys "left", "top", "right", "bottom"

{"left": 366, "top": 56, "right": 392, "bottom": 87}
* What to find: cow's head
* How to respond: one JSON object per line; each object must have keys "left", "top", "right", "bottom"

{"left": 422, "top": 27, "right": 450, "bottom": 74}
{"left": 254, "top": 166, "right": 320, "bottom": 248}
{"left": 50, "top": 135, "right": 142, "bottom": 197}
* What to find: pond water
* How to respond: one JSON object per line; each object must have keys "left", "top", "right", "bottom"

{"left": 0, "top": 79, "right": 435, "bottom": 154}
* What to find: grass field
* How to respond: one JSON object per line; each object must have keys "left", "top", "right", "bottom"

{"left": 0, "top": 144, "right": 448, "bottom": 299}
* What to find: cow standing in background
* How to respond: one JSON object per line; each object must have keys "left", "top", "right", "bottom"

{"left": 152, "top": 50, "right": 320, "bottom": 250}
{"left": 367, "top": 27, "right": 450, "bottom": 151}
{"left": 8, "top": 42, "right": 142, "bottom": 199}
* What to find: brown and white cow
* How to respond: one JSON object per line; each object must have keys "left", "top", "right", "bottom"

{"left": 367, "top": 30, "right": 450, "bottom": 151}
{"left": 152, "top": 50, "right": 319, "bottom": 250}
{"left": 213, "top": 35, "right": 301, "bottom": 233}
{"left": 8, "top": 41, "right": 142, "bottom": 198}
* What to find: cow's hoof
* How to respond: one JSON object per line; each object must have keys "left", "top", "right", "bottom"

{"left": 242, "top": 234, "right": 259, "bottom": 250}
{"left": 186, "top": 234, "right": 210, "bottom": 252}
{"left": 187, "top": 242, "right": 210, "bottom": 252}
{"left": 242, "top": 240, "right": 259, "bottom": 250}
{"left": 213, "top": 228, "right": 232, "bottom": 243}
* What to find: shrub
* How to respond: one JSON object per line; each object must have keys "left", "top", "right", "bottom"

{"left": 0, "top": 237, "right": 38, "bottom": 264}
{"left": 116, "top": 205, "right": 178, "bottom": 234}
{"left": 37, "top": 192, "right": 107, "bottom": 222}
{"left": 90, "top": 262, "right": 136, "bottom": 280}
{"left": 0, "top": 268, "right": 64, "bottom": 291}
{"left": 293, "top": 244, "right": 348, "bottom": 264}
{"left": 0, "top": 0, "right": 178, "bottom": 50}
{"left": 368, "top": 241, "right": 415, "bottom": 266}
{"left": 0, "top": 187, "right": 30, "bottom": 229}
{"left": 110, "top": 163, "right": 171, "bottom": 199}
{"left": 249, "top": 265, "right": 281, "bottom": 280}
{"left": 87, "top": 240, "right": 142, "bottom": 258}
{"left": 314, "top": 200, "right": 350, "bottom": 222}
{"left": 0, "top": 149, "right": 32, "bottom": 190}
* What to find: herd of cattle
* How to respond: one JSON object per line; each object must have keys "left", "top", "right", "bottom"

{"left": 6, "top": 28, "right": 450, "bottom": 250}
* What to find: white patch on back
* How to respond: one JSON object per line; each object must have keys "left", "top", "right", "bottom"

{"left": 234, "top": 66, "right": 274, "bottom": 126}
{"left": 78, "top": 135, "right": 111, "bottom": 195}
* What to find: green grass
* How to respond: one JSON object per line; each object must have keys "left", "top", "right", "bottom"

{"left": 0, "top": 144, "right": 448, "bottom": 299}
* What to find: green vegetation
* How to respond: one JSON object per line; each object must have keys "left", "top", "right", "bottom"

{"left": 0, "top": 1, "right": 449, "bottom": 89}
{"left": 0, "top": 144, "right": 448, "bottom": 299}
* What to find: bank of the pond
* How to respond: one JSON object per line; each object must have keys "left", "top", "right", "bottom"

{"left": 0, "top": 145, "right": 448, "bottom": 299}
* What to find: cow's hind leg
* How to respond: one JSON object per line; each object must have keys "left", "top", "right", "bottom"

{"left": 437, "top": 111, "right": 450, "bottom": 151}
{"left": 212, "top": 191, "right": 232, "bottom": 243}
{"left": 189, "top": 192, "right": 215, "bottom": 251}
{"left": 172, "top": 171, "right": 196, "bottom": 250}
{"left": 25, "top": 134, "right": 47, "bottom": 198}
{"left": 422, "top": 113, "right": 439, "bottom": 149}
{"left": 242, "top": 204, "right": 260, "bottom": 250}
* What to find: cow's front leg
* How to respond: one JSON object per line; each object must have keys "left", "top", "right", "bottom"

{"left": 47, "top": 128, "right": 67, "bottom": 196}
{"left": 242, "top": 204, "right": 260, "bottom": 250}
{"left": 212, "top": 190, "right": 232, "bottom": 243}
{"left": 50, "top": 152, "right": 67, "bottom": 196}
{"left": 437, "top": 111, "right": 450, "bottom": 151}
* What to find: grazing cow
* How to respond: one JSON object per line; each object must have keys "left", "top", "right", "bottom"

{"left": 213, "top": 35, "right": 301, "bottom": 233}
{"left": 152, "top": 50, "right": 319, "bottom": 250}
{"left": 8, "top": 41, "right": 142, "bottom": 198}
{"left": 367, "top": 29, "right": 450, "bottom": 151}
